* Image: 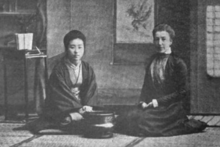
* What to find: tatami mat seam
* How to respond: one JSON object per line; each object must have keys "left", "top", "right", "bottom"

{"left": 9, "top": 135, "right": 43, "bottom": 147}
{"left": 124, "top": 137, "right": 146, "bottom": 147}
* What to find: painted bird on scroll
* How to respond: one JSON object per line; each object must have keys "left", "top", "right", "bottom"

{"left": 126, "top": 0, "right": 152, "bottom": 31}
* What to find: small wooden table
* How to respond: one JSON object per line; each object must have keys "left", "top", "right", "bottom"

{"left": 0, "top": 47, "right": 48, "bottom": 122}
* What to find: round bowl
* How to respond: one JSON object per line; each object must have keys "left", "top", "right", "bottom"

{"left": 82, "top": 110, "right": 115, "bottom": 138}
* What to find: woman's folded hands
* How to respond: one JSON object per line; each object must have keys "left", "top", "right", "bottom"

{"left": 141, "top": 102, "right": 153, "bottom": 109}
{"left": 139, "top": 99, "right": 159, "bottom": 109}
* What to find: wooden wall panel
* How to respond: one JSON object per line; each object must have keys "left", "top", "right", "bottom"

{"left": 190, "top": 0, "right": 220, "bottom": 114}
{"left": 47, "top": 0, "right": 71, "bottom": 59}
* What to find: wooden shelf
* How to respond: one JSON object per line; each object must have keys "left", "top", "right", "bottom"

{"left": 0, "top": 11, "right": 36, "bottom": 16}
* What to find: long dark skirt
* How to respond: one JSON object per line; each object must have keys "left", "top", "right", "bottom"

{"left": 115, "top": 103, "right": 207, "bottom": 136}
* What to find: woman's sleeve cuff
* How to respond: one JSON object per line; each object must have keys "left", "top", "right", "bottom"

{"left": 152, "top": 99, "right": 158, "bottom": 107}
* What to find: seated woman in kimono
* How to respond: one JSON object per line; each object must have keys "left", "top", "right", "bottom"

{"left": 115, "top": 24, "right": 207, "bottom": 136}
{"left": 29, "top": 30, "right": 97, "bottom": 133}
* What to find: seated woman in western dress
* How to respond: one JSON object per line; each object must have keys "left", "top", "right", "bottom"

{"left": 115, "top": 24, "right": 207, "bottom": 136}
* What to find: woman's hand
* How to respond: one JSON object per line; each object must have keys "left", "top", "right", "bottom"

{"left": 141, "top": 102, "right": 148, "bottom": 109}
{"left": 83, "top": 106, "right": 93, "bottom": 112}
{"left": 60, "top": 115, "right": 72, "bottom": 126}
{"left": 141, "top": 102, "right": 153, "bottom": 109}
{"left": 61, "top": 112, "right": 83, "bottom": 126}
{"left": 79, "top": 105, "right": 93, "bottom": 114}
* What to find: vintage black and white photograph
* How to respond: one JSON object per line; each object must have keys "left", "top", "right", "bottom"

{"left": 0, "top": 0, "right": 220, "bottom": 146}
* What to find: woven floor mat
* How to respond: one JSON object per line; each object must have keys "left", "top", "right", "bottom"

{"left": 0, "top": 115, "right": 220, "bottom": 147}
{"left": 0, "top": 123, "right": 220, "bottom": 147}
{"left": 0, "top": 123, "right": 141, "bottom": 147}
{"left": 0, "top": 123, "right": 34, "bottom": 147}
{"left": 135, "top": 128, "right": 220, "bottom": 147}
{"left": 188, "top": 115, "right": 220, "bottom": 126}
{"left": 20, "top": 134, "right": 139, "bottom": 147}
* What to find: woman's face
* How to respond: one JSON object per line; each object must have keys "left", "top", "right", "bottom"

{"left": 153, "top": 31, "right": 172, "bottom": 53}
{"left": 67, "top": 38, "right": 84, "bottom": 63}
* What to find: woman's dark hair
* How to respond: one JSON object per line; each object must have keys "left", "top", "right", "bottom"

{"left": 152, "top": 24, "right": 175, "bottom": 40}
{"left": 63, "top": 30, "right": 86, "bottom": 51}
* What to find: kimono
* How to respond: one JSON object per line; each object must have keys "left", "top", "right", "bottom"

{"left": 42, "top": 57, "right": 97, "bottom": 123}
{"left": 115, "top": 53, "right": 207, "bottom": 136}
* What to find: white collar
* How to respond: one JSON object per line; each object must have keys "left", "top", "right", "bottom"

{"left": 159, "top": 48, "right": 172, "bottom": 54}
{"left": 66, "top": 58, "right": 81, "bottom": 70}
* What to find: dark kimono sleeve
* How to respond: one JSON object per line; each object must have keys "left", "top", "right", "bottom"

{"left": 157, "top": 58, "right": 188, "bottom": 105}
{"left": 43, "top": 68, "right": 82, "bottom": 120}
{"left": 43, "top": 61, "right": 97, "bottom": 121}
{"left": 80, "top": 63, "right": 97, "bottom": 106}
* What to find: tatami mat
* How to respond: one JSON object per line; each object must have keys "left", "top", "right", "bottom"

{"left": 0, "top": 115, "right": 220, "bottom": 147}
{"left": 0, "top": 123, "right": 220, "bottom": 147}
{"left": 0, "top": 123, "right": 33, "bottom": 147}
{"left": 135, "top": 128, "right": 220, "bottom": 147}
{"left": 20, "top": 134, "right": 139, "bottom": 147}
{"left": 188, "top": 115, "right": 220, "bottom": 126}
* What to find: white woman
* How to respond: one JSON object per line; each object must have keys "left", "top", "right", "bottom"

{"left": 115, "top": 24, "right": 207, "bottom": 136}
